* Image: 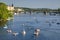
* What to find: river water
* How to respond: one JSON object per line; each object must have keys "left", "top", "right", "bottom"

{"left": 0, "top": 13, "right": 60, "bottom": 40}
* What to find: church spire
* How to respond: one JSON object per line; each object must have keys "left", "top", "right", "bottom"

{"left": 12, "top": 4, "right": 13, "bottom": 7}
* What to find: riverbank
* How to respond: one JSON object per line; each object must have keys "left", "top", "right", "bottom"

{"left": 0, "top": 17, "right": 13, "bottom": 26}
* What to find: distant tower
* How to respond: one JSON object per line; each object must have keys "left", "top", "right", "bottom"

{"left": 12, "top": 4, "right": 13, "bottom": 7}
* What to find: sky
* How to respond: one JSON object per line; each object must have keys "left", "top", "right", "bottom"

{"left": 0, "top": 0, "right": 60, "bottom": 9}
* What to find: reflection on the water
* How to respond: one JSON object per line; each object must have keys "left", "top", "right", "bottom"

{"left": 0, "top": 21, "right": 7, "bottom": 27}
{"left": 3, "top": 25, "right": 8, "bottom": 29}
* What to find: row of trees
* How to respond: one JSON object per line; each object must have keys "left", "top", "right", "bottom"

{"left": 0, "top": 2, "right": 13, "bottom": 21}
{"left": 15, "top": 7, "right": 60, "bottom": 13}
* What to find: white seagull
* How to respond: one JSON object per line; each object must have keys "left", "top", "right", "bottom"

{"left": 22, "top": 30, "right": 26, "bottom": 36}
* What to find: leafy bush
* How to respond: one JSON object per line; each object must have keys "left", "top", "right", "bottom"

{"left": 0, "top": 2, "right": 13, "bottom": 21}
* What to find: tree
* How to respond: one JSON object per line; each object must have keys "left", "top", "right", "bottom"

{"left": 0, "top": 2, "right": 13, "bottom": 21}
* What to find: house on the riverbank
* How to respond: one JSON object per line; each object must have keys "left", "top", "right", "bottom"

{"left": 7, "top": 6, "right": 14, "bottom": 11}
{"left": 7, "top": 4, "right": 14, "bottom": 11}
{"left": 7, "top": 4, "right": 24, "bottom": 13}
{"left": 14, "top": 7, "right": 24, "bottom": 13}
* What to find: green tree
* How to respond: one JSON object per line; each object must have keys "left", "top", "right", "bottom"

{"left": 0, "top": 2, "right": 13, "bottom": 21}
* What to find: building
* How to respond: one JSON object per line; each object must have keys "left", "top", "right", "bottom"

{"left": 14, "top": 7, "right": 24, "bottom": 13}
{"left": 17, "top": 9, "right": 24, "bottom": 12}
{"left": 7, "top": 4, "right": 14, "bottom": 11}
{"left": 7, "top": 6, "right": 14, "bottom": 11}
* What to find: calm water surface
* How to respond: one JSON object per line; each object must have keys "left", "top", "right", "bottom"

{"left": 0, "top": 13, "right": 60, "bottom": 40}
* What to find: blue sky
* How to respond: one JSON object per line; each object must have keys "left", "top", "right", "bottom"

{"left": 0, "top": 0, "right": 60, "bottom": 9}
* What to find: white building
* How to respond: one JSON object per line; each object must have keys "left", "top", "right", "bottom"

{"left": 17, "top": 9, "right": 24, "bottom": 12}
{"left": 7, "top": 6, "right": 14, "bottom": 11}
